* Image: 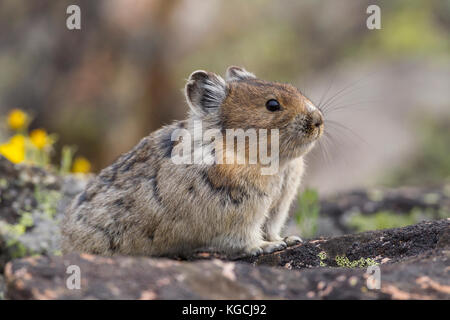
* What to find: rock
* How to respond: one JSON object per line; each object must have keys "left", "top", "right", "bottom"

{"left": 318, "top": 185, "right": 450, "bottom": 235}
{"left": 0, "top": 156, "right": 88, "bottom": 270}
{"left": 4, "top": 219, "right": 449, "bottom": 300}
{"left": 193, "top": 218, "right": 450, "bottom": 268}
{"left": 1, "top": 156, "right": 449, "bottom": 300}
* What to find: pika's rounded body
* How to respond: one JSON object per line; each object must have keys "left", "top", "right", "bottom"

{"left": 61, "top": 66, "right": 323, "bottom": 257}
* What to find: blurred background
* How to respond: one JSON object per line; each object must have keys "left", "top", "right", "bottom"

{"left": 0, "top": 0, "right": 449, "bottom": 195}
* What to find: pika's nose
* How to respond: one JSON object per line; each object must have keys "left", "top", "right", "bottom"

{"left": 311, "top": 110, "right": 323, "bottom": 128}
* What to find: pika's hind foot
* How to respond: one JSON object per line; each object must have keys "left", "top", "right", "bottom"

{"left": 283, "top": 235, "right": 303, "bottom": 246}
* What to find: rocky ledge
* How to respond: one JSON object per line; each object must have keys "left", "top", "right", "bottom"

{"left": 4, "top": 219, "right": 449, "bottom": 300}
{"left": 1, "top": 156, "right": 449, "bottom": 299}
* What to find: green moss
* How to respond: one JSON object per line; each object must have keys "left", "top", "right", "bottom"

{"left": 295, "top": 188, "right": 320, "bottom": 238}
{"left": 1, "top": 221, "right": 26, "bottom": 237}
{"left": 318, "top": 251, "right": 327, "bottom": 267}
{"left": 34, "top": 185, "right": 61, "bottom": 219}
{"left": 0, "top": 186, "right": 61, "bottom": 260}
{"left": 349, "top": 210, "right": 421, "bottom": 232}
{"left": 18, "top": 212, "right": 34, "bottom": 228}
{"left": 0, "top": 178, "right": 8, "bottom": 189}
{"left": 5, "top": 239, "right": 29, "bottom": 259}
{"left": 0, "top": 210, "right": 35, "bottom": 259}
{"left": 348, "top": 207, "right": 449, "bottom": 233}
{"left": 335, "top": 255, "right": 378, "bottom": 268}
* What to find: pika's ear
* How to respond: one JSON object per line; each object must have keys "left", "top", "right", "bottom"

{"left": 225, "top": 66, "right": 256, "bottom": 82}
{"left": 185, "top": 70, "right": 227, "bottom": 116}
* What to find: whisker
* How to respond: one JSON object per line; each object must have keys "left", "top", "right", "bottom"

{"left": 319, "top": 70, "right": 379, "bottom": 114}
{"left": 317, "top": 137, "right": 331, "bottom": 167}
{"left": 315, "top": 130, "right": 338, "bottom": 167}
{"left": 321, "top": 134, "right": 334, "bottom": 166}
{"left": 322, "top": 99, "right": 382, "bottom": 115}
{"left": 319, "top": 81, "right": 360, "bottom": 112}
{"left": 316, "top": 70, "right": 337, "bottom": 113}
{"left": 322, "top": 129, "right": 357, "bottom": 167}
{"left": 320, "top": 83, "right": 368, "bottom": 114}
{"left": 324, "top": 119, "right": 368, "bottom": 145}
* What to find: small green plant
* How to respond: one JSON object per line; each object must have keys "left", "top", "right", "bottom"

{"left": 335, "top": 255, "right": 378, "bottom": 268}
{"left": 295, "top": 188, "right": 320, "bottom": 238}
{"left": 318, "top": 251, "right": 328, "bottom": 267}
{"left": 60, "top": 145, "right": 77, "bottom": 174}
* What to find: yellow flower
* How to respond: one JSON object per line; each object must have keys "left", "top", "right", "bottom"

{"left": 7, "top": 109, "right": 29, "bottom": 130}
{"left": 30, "top": 129, "right": 51, "bottom": 149}
{"left": 0, "top": 134, "right": 25, "bottom": 164}
{"left": 72, "top": 156, "right": 91, "bottom": 173}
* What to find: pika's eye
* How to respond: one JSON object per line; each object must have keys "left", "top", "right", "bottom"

{"left": 266, "top": 99, "right": 280, "bottom": 112}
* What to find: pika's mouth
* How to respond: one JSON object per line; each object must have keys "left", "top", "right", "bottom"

{"left": 306, "top": 110, "right": 324, "bottom": 141}
{"left": 315, "top": 123, "right": 324, "bottom": 139}
{"left": 303, "top": 129, "right": 322, "bottom": 143}
{"left": 303, "top": 121, "right": 324, "bottom": 141}
{"left": 282, "top": 111, "right": 324, "bottom": 153}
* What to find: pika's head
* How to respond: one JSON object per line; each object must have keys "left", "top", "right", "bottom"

{"left": 185, "top": 66, "right": 324, "bottom": 159}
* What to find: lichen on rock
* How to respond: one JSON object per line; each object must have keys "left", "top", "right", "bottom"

{"left": 0, "top": 156, "right": 88, "bottom": 270}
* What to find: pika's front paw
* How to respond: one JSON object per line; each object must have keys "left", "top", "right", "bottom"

{"left": 262, "top": 240, "right": 287, "bottom": 254}
{"left": 244, "top": 240, "right": 288, "bottom": 257}
{"left": 244, "top": 246, "right": 264, "bottom": 257}
{"left": 284, "top": 235, "right": 303, "bottom": 246}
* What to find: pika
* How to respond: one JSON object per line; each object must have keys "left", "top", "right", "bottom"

{"left": 61, "top": 66, "right": 324, "bottom": 257}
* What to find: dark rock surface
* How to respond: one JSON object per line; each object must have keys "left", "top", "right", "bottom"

{"left": 244, "top": 219, "right": 450, "bottom": 268}
{"left": 4, "top": 219, "right": 449, "bottom": 300}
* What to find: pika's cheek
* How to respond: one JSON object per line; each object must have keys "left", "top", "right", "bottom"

{"left": 280, "top": 122, "right": 307, "bottom": 141}
{"left": 284, "top": 113, "right": 301, "bottom": 128}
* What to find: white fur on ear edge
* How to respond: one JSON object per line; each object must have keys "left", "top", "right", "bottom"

{"left": 225, "top": 66, "right": 256, "bottom": 82}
